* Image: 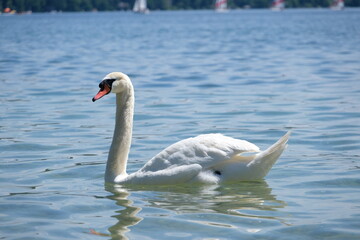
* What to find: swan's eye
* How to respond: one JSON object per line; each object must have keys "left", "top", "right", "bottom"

{"left": 99, "top": 79, "right": 116, "bottom": 90}
{"left": 104, "top": 79, "right": 116, "bottom": 88}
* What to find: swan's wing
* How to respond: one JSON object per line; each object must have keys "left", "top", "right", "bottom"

{"left": 140, "top": 134, "right": 260, "bottom": 172}
{"left": 119, "top": 164, "right": 202, "bottom": 185}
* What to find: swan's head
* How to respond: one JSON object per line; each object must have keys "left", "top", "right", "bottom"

{"left": 92, "top": 72, "right": 131, "bottom": 102}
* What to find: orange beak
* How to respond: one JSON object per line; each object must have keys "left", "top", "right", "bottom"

{"left": 92, "top": 83, "right": 111, "bottom": 102}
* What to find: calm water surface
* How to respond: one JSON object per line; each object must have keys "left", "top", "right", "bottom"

{"left": 1, "top": 9, "right": 360, "bottom": 240}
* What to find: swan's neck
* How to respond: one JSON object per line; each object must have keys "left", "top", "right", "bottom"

{"left": 105, "top": 86, "right": 134, "bottom": 182}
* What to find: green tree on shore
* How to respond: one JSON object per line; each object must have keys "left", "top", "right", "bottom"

{"left": 1, "top": 0, "right": 359, "bottom": 13}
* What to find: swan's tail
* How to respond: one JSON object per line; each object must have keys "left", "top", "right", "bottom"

{"left": 248, "top": 131, "right": 290, "bottom": 179}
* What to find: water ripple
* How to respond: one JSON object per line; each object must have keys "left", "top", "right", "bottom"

{"left": 0, "top": 9, "right": 360, "bottom": 240}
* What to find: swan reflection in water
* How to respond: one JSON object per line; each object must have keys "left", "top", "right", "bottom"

{"left": 99, "top": 181, "right": 287, "bottom": 239}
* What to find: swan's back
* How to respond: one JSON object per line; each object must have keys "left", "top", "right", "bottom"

{"left": 139, "top": 134, "right": 260, "bottom": 172}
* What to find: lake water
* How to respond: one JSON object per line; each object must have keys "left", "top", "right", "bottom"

{"left": 1, "top": 8, "right": 360, "bottom": 239}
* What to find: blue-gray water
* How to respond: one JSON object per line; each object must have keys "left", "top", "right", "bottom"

{"left": 1, "top": 9, "right": 360, "bottom": 239}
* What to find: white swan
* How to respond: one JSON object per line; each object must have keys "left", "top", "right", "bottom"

{"left": 92, "top": 72, "right": 290, "bottom": 185}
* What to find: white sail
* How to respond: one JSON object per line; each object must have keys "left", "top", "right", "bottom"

{"left": 331, "top": 0, "right": 344, "bottom": 10}
{"left": 133, "top": 0, "right": 149, "bottom": 13}
{"left": 271, "top": 0, "right": 285, "bottom": 10}
{"left": 215, "top": 0, "right": 228, "bottom": 12}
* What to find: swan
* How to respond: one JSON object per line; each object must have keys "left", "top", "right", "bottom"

{"left": 92, "top": 72, "right": 290, "bottom": 185}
